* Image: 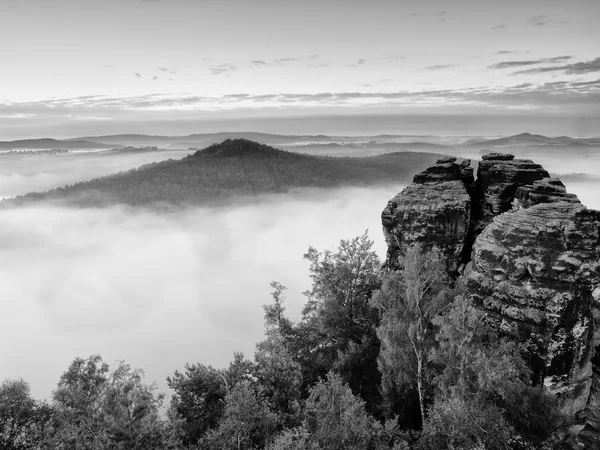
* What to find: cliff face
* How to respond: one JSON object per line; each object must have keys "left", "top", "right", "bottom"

{"left": 381, "top": 153, "right": 600, "bottom": 437}
{"left": 381, "top": 157, "right": 472, "bottom": 273}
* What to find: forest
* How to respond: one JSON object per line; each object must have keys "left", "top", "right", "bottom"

{"left": 0, "top": 233, "right": 569, "bottom": 450}
{"left": 5, "top": 140, "right": 442, "bottom": 208}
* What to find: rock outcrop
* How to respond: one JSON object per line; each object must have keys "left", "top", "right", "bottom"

{"left": 381, "top": 152, "right": 600, "bottom": 442}
{"left": 513, "top": 178, "right": 580, "bottom": 210}
{"left": 464, "top": 203, "right": 600, "bottom": 434}
{"left": 474, "top": 153, "right": 550, "bottom": 232}
{"left": 382, "top": 157, "right": 471, "bottom": 273}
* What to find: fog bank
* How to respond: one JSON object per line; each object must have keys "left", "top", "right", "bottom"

{"left": 0, "top": 186, "right": 393, "bottom": 399}
{"left": 0, "top": 149, "right": 193, "bottom": 199}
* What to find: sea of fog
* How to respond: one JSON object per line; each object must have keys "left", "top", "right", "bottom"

{"left": 1, "top": 146, "right": 599, "bottom": 400}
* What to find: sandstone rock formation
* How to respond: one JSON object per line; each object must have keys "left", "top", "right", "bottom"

{"left": 381, "top": 157, "right": 471, "bottom": 274}
{"left": 381, "top": 152, "right": 600, "bottom": 441}
{"left": 465, "top": 203, "right": 600, "bottom": 436}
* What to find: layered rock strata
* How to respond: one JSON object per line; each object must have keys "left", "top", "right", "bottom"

{"left": 381, "top": 152, "right": 600, "bottom": 439}
{"left": 464, "top": 203, "right": 600, "bottom": 433}
{"left": 382, "top": 157, "right": 471, "bottom": 273}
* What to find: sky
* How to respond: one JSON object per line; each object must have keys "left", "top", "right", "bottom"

{"left": 0, "top": 0, "right": 599, "bottom": 137}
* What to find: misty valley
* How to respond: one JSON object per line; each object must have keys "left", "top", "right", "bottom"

{"left": 1, "top": 132, "right": 600, "bottom": 449}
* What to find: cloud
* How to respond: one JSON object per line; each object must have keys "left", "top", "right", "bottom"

{"left": 0, "top": 113, "right": 36, "bottom": 119}
{"left": 408, "top": 10, "right": 448, "bottom": 21}
{"left": 134, "top": 72, "right": 142, "bottom": 78}
{"left": 152, "top": 76, "right": 158, "bottom": 80}
{"left": 358, "top": 59, "right": 367, "bottom": 65}
{"left": 2, "top": 76, "right": 599, "bottom": 123}
{"left": 513, "top": 57, "right": 600, "bottom": 75}
{"left": 526, "top": 15, "right": 568, "bottom": 26}
{"left": 0, "top": 176, "right": 395, "bottom": 399}
{"left": 489, "top": 56, "right": 572, "bottom": 69}
{"left": 209, "top": 63, "right": 237, "bottom": 75}
{"left": 496, "top": 51, "right": 516, "bottom": 55}
{"left": 274, "top": 58, "right": 298, "bottom": 64}
{"left": 158, "top": 67, "right": 177, "bottom": 75}
{"left": 491, "top": 25, "right": 507, "bottom": 30}
{"left": 423, "top": 64, "right": 456, "bottom": 71}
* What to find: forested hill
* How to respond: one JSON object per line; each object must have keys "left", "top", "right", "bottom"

{"left": 7, "top": 139, "right": 444, "bottom": 207}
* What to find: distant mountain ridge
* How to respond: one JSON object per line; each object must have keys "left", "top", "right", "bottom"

{"left": 0, "top": 138, "right": 117, "bottom": 150}
{"left": 4, "top": 139, "right": 444, "bottom": 207}
{"left": 67, "top": 131, "right": 600, "bottom": 150}
{"left": 3, "top": 133, "right": 598, "bottom": 152}
{"left": 469, "top": 132, "right": 600, "bottom": 147}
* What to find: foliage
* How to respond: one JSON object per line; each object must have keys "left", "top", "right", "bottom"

{"left": 300, "top": 231, "right": 383, "bottom": 414}
{"left": 303, "top": 372, "right": 372, "bottom": 450}
{"left": 254, "top": 302, "right": 303, "bottom": 429}
{"left": 371, "top": 244, "right": 449, "bottom": 424}
{"left": 425, "top": 294, "right": 568, "bottom": 448}
{"left": 267, "top": 426, "right": 314, "bottom": 450}
{"left": 167, "top": 363, "right": 228, "bottom": 446}
{"left": 203, "top": 381, "right": 279, "bottom": 450}
{"left": 0, "top": 235, "right": 575, "bottom": 449}
{"left": 47, "top": 355, "right": 180, "bottom": 450}
{"left": 418, "top": 393, "right": 513, "bottom": 450}
{"left": 101, "top": 362, "right": 166, "bottom": 449}
{"left": 0, "top": 379, "right": 52, "bottom": 450}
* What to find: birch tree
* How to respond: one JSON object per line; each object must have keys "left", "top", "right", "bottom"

{"left": 371, "top": 244, "right": 448, "bottom": 425}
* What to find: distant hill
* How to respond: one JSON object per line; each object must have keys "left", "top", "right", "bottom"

{"left": 470, "top": 132, "right": 600, "bottom": 147}
{"left": 0, "top": 138, "right": 116, "bottom": 150}
{"left": 69, "top": 132, "right": 333, "bottom": 148}
{"left": 6, "top": 139, "right": 444, "bottom": 207}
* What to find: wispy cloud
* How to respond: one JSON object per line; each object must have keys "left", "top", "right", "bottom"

{"left": 274, "top": 57, "right": 298, "bottom": 64}
{"left": 496, "top": 51, "right": 516, "bottom": 55}
{"left": 209, "top": 63, "right": 237, "bottom": 75}
{"left": 489, "top": 56, "right": 572, "bottom": 69}
{"left": 158, "top": 67, "right": 177, "bottom": 75}
{"left": 1, "top": 73, "right": 598, "bottom": 131}
{"left": 4, "top": 78, "right": 597, "bottom": 118}
{"left": 526, "top": 15, "right": 568, "bottom": 26}
{"left": 491, "top": 25, "right": 507, "bottom": 30}
{"left": 134, "top": 73, "right": 142, "bottom": 78}
{"left": 423, "top": 64, "right": 456, "bottom": 71}
{"left": 408, "top": 10, "right": 448, "bottom": 22}
{"left": 513, "top": 57, "right": 600, "bottom": 75}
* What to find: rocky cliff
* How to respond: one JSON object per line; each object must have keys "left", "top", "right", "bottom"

{"left": 381, "top": 153, "right": 600, "bottom": 441}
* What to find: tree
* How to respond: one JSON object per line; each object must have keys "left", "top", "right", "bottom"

{"left": 303, "top": 372, "right": 372, "bottom": 450}
{"left": 101, "top": 362, "right": 167, "bottom": 449}
{"left": 204, "top": 381, "right": 278, "bottom": 450}
{"left": 427, "top": 294, "right": 567, "bottom": 447}
{"left": 167, "top": 363, "right": 227, "bottom": 446}
{"left": 50, "top": 354, "right": 110, "bottom": 449}
{"left": 418, "top": 394, "right": 513, "bottom": 450}
{"left": 254, "top": 285, "right": 303, "bottom": 429}
{"left": 371, "top": 244, "right": 449, "bottom": 425}
{"left": 266, "top": 426, "right": 313, "bottom": 450}
{"left": 301, "top": 232, "right": 382, "bottom": 413}
{"left": 49, "top": 355, "right": 180, "bottom": 450}
{"left": 0, "top": 378, "right": 51, "bottom": 450}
